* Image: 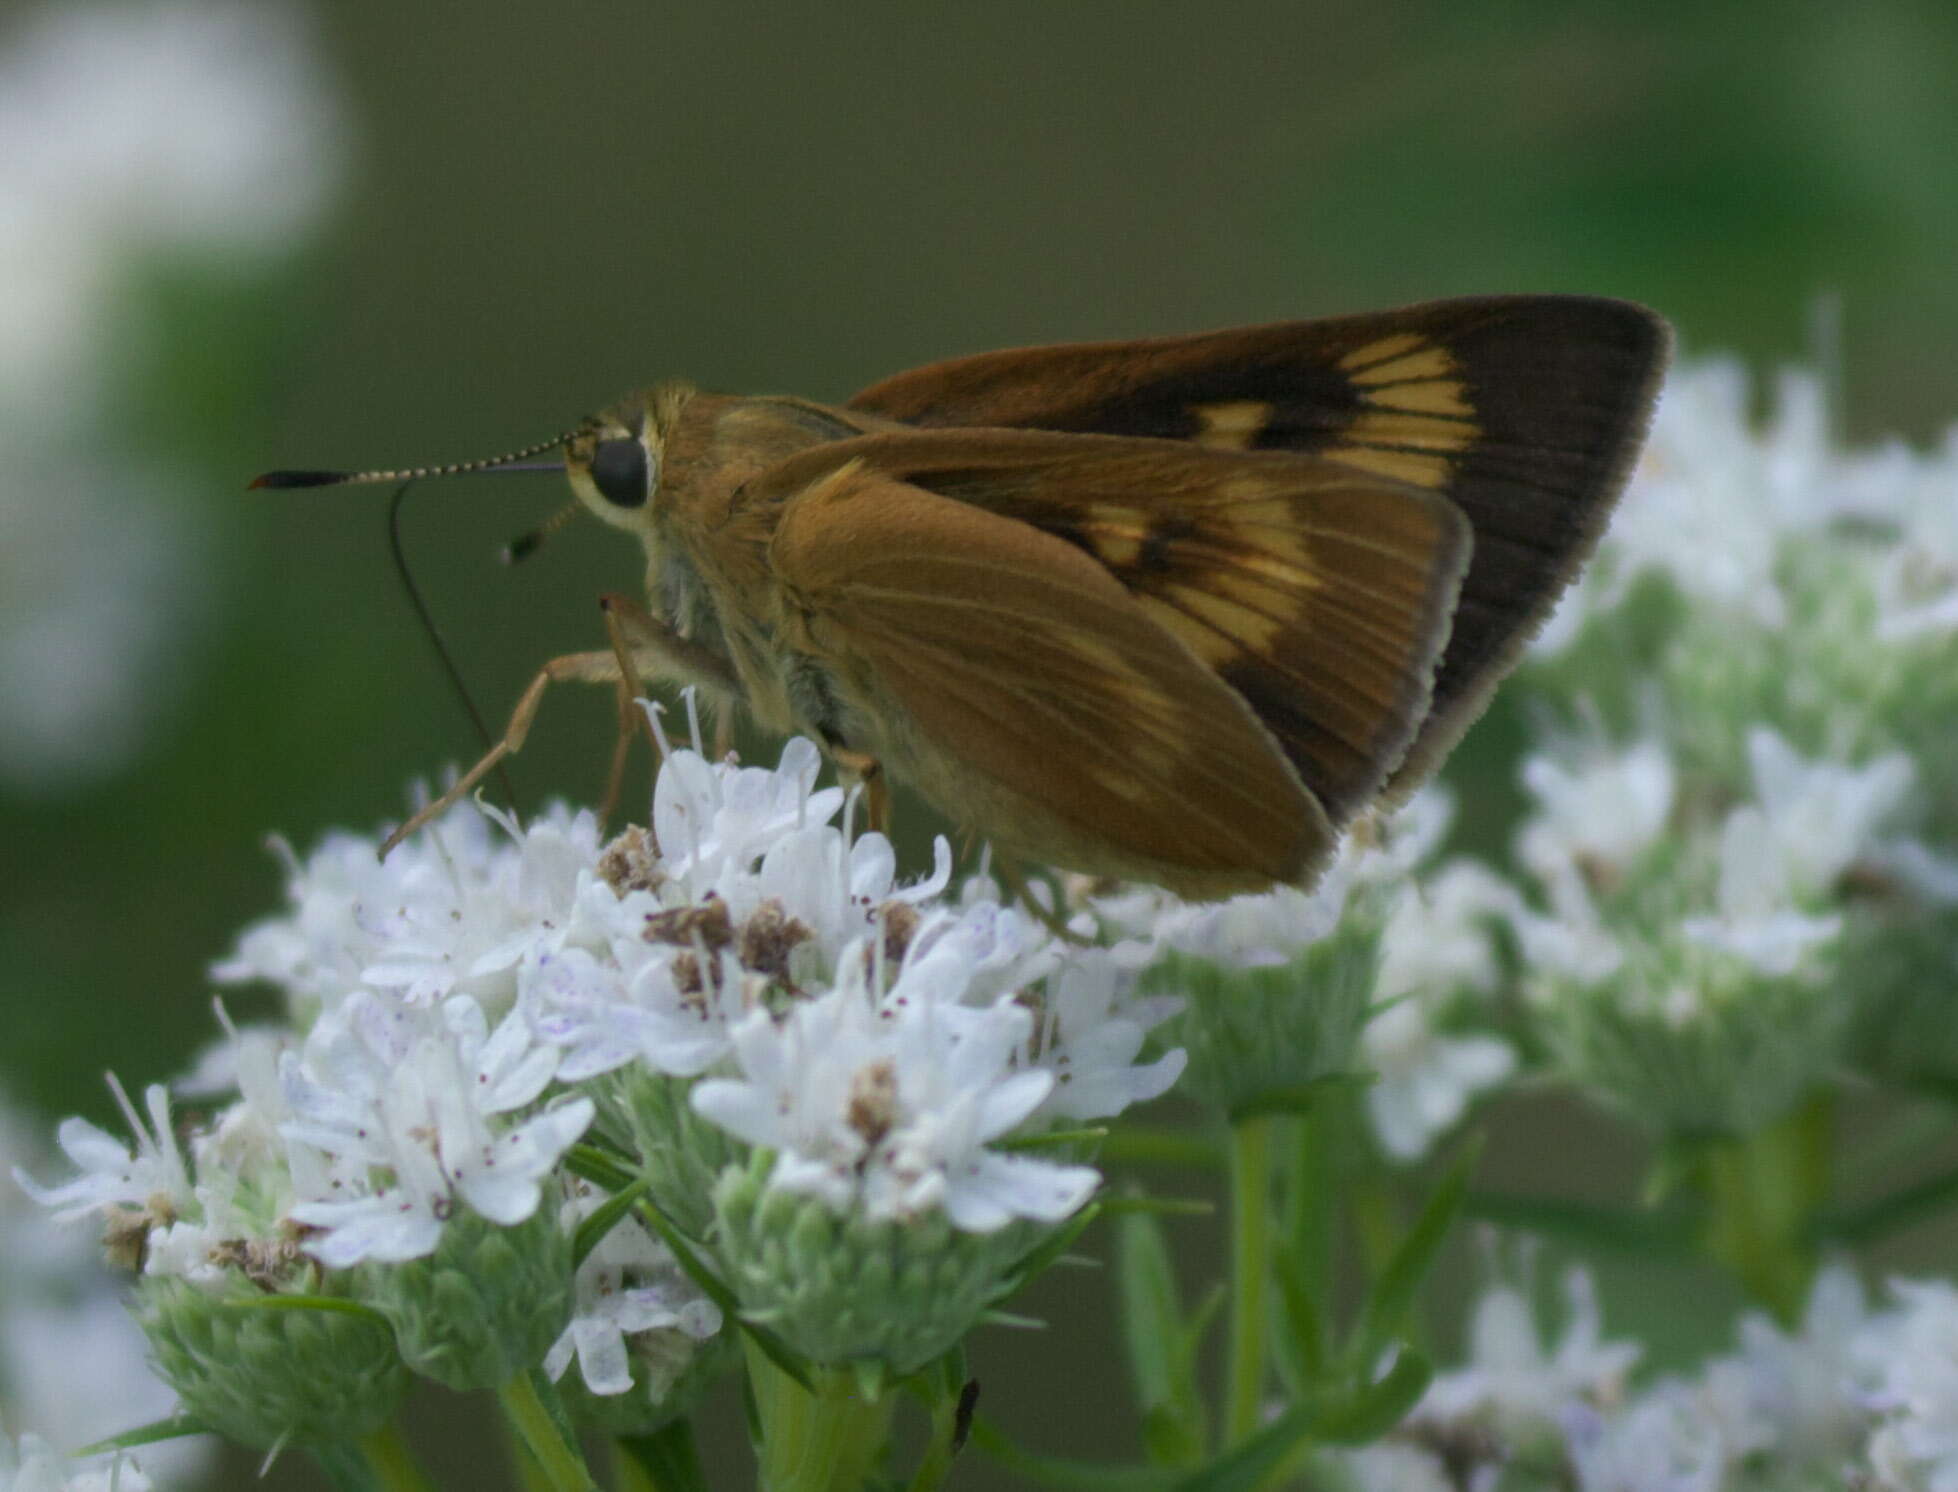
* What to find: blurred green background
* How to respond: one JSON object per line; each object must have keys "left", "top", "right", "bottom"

{"left": 5, "top": 0, "right": 1958, "bottom": 1484}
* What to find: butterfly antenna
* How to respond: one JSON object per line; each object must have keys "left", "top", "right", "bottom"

{"left": 386, "top": 480, "right": 522, "bottom": 827}
{"left": 248, "top": 431, "right": 575, "bottom": 491}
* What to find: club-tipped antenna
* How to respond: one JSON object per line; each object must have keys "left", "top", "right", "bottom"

{"left": 248, "top": 432, "right": 576, "bottom": 491}
{"left": 503, "top": 499, "right": 585, "bottom": 565}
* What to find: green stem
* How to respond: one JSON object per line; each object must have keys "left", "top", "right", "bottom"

{"left": 1225, "top": 1115, "right": 1275, "bottom": 1446}
{"left": 903, "top": 1379, "right": 966, "bottom": 1492}
{"left": 356, "top": 1424, "right": 436, "bottom": 1492}
{"left": 496, "top": 1371, "right": 600, "bottom": 1492}
{"left": 308, "top": 1443, "right": 381, "bottom": 1492}
{"left": 617, "top": 1420, "right": 706, "bottom": 1492}
{"left": 745, "top": 1336, "right": 896, "bottom": 1492}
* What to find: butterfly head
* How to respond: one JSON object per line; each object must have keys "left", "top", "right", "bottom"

{"left": 563, "top": 381, "right": 696, "bottom": 535}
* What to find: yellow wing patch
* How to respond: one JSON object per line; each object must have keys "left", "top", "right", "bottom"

{"left": 753, "top": 428, "right": 1473, "bottom": 833}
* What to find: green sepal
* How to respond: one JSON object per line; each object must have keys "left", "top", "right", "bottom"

{"left": 358, "top": 1204, "right": 572, "bottom": 1393}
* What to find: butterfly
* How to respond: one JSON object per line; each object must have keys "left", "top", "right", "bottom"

{"left": 257, "top": 295, "right": 1669, "bottom": 900}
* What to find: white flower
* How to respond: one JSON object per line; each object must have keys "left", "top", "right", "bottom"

{"left": 0, "top": 1093, "right": 210, "bottom": 1488}
{"left": 1743, "top": 729, "right": 1915, "bottom": 897}
{"left": 1330, "top": 1442, "right": 1453, "bottom": 1492}
{"left": 1516, "top": 735, "right": 1675, "bottom": 884}
{"left": 650, "top": 732, "right": 845, "bottom": 902}
{"left": 1364, "top": 861, "right": 1522, "bottom": 1160}
{"left": 691, "top": 927, "right": 1100, "bottom": 1232}
{"left": 1021, "top": 943, "right": 1185, "bottom": 1122}
{"left": 1701, "top": 1262, "right": 1872, "bottom": 1463}
{"left": 216, "top": 802, "right": 605, "bottom": 1017}
{"left": 0, "top": 1433, "right": 149, "bottom": 1492}
{"left": 1418, "top": 1248, "right": 1640, "bottom": 1437}
{"left": 280, "top": 992, "right": 592, "bottom": 1265}
{"left": 14, "top": 1080, "right": 190, "bottom": 1224}
{"left": 1680, "top": 733, "right": 1913, "bottom": 975}
{"left": 1679, "top": 804, "right": 1843, "bottom": 976}
{"left": 1560, "top": 1387, "right": 1727, "bottom": 1492}
{"left": 544, "top": 1192, "right": 721, "bottom": 1399}
{"left": 1856, "top": 1278, "right": 1958, "bottom": 1492}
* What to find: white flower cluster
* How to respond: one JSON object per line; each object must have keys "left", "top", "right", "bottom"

{"left": 1338, "top": 1254, "right": 1958, "bottom": 1492}
{"left": 0, "top": 0, "right": 344, "bottom": 789}
{"left": 23, "top": 717, "right": 1189, "bottom": 1405}
{"left": 1381, "top": 356, "right": 1958, "bottom": 1136}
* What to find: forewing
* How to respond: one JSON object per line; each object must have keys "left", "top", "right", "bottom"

{"left": 849, "top": 294, "right": 1669, "bottom": 787}
{"left": 767, "top": 464, "right": 1332, "bottom": 894}
{"left": 755, "top": 429, "right": 1471, "bottom": 833}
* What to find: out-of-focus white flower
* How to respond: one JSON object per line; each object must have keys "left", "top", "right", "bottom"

{"left": 1743, "top": 729, "right": 1915, "bottom": 897}
{"left": 1516, "top": 735, "right": 1676, "bottom": 884}
{"left": 1364, "top": 861, "right": 1522, "bottom": 1160}
{"left": 0, "top": 0, "right": 343, "bottom": 413}
{"left": 1680, "top": 733, "right": 1912, "bottom": 976}
{"left": 1560, "top": 1387, "right": 1727, "bottom": 1492}
{"left": 1857, "top": 1278, "right": 1958, "bottom": 1492}
{"left": 0, "top": 1433, "right": 150, "bottom": 1492}
{"left": 0, "top": 0, "right": 345, "bottom": 789}
{"left": 1418, "top": 1247, "right": 1640, "bottom": 1438}
{"left": 280, "top": 992, "right": 592, "bottom": 1265}
{"left": 1330, "top": 1441, "right": 1454, "bottom": 1492}
{"left": 1699, "top": 1263, "right": 1873, "bottom": 1466}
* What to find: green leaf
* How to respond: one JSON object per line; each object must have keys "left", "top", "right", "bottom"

{"left": 71, "top": 1415, "right": 211, "bottom": 1457}
{"left": 565, "top": 1143, "right": 638, "bottom": 1192}
{"left": 1270, "top": 1243, "right": 1330, "bottom": 1390}
{"left": 1351, "top": 1141, "right": 1478, "bottom": 1370}
{"left": 997, "top": 1126, "right": 1109, "bottom": 1151}
{"left": 1165, "top": 1398, "right": 1331, "bottom": 1492}
{"left": 572, "top": 1172, "right": 651, "bottom": 1268}
{"left": 998, "top": 1202, "right": 1103, "bottom": 1294}
{"left": 1315, "top": 1349, "right": 1432, "bottom": 1446}
{"left": 1117, "top": 1208, "right": 1182, "bottom": 1412}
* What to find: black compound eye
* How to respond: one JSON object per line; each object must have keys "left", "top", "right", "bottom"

{"left": 589, "top": 437, "right": 650, "bottom": 508}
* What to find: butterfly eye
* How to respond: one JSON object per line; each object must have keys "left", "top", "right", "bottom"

{"left": 589, "top": 437, "right": 651, "bottom": 508}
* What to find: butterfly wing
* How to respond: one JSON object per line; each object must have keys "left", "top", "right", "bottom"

{"left": 758, "top": 432, "right": 1471, "bottom": 894}
{"left": 849, "top": 294, "right": 1669, "bottom": 789}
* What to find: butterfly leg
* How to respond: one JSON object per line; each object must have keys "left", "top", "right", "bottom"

{"left": 830, "top": 746, "right": 891, "bottom": 836}
{"left": 381, "top": 603, "right": 740, "bottom": 857}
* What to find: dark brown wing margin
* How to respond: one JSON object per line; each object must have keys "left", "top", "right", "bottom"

{"left": 850, "top": 295, "right": 1671, "bottom": 788}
